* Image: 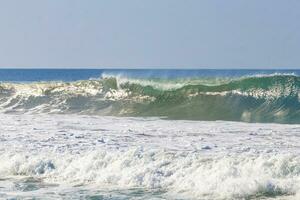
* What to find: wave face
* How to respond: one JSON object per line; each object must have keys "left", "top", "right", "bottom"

{"left": 0, "top": 74, "right": 300, "bottom": 123}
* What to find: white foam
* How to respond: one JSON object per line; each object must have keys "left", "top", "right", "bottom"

{"left": 1, "top": 114, "right": 300, "bottom": 199}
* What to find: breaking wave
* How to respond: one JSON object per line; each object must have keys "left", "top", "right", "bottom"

{"left": 0, "top": 74, "right": 300, "bottom": 123}
{"left": 2, "top": 149, "right": 300, "bottom": 199}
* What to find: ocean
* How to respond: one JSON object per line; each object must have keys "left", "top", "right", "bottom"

{"left": 0, "top": 69, "right": 300, "bottom": 199}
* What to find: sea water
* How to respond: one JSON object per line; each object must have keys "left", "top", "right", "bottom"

{"left": 0, "top": 69, "right": 300, "bottom": 199}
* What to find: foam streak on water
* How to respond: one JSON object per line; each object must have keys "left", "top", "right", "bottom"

{"left": 0, "top": 114, "right": 300, "bottom": 199}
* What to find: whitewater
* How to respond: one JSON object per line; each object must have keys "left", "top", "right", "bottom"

{"left": 1, "top": 69, "right": 300, "bottom": 199}
{"left": 1, "top": 114, "right": 300, "bottom": 199}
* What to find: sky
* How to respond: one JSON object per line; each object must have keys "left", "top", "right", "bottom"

{"left": 0, "top": 0, "right": 299, "bottom": 68}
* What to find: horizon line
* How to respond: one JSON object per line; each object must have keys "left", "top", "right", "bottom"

{"left": 0, "top": 67, "right": 299, "bottom": 70}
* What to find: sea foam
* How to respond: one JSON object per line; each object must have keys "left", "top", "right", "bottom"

{"left": 1, "top": 114, "right": 300, "bottom": 199}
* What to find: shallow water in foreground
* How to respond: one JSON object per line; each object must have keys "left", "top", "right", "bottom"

{"left": 1, "top": 114, "right": 300, "bottom": 199}
{"left": 0, "top": 177, "right": 166, "bottom": 199}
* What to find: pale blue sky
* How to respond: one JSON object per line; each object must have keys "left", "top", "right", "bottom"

{"left": 0, "top": 0, "right": 299, "bottom": 68}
